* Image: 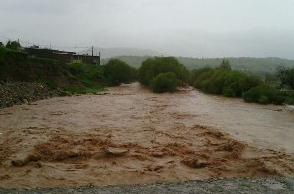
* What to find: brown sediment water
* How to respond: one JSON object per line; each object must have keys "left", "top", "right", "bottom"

{"left": 0, "top": 83, "right": 293, "bottom": 188}
{"left": 171, "top": 86, "right": 294, "bottom": 154}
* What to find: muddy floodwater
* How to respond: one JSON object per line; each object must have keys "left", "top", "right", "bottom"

{"left": 0, "top": 83, "right": 294, "bottom": 188}
{"left": 177, "top": 87, "right": 294, "bottom": 154}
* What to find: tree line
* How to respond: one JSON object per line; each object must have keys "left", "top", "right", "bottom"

{"left": 104, "top": 56, "right": 294, "bottom": 105}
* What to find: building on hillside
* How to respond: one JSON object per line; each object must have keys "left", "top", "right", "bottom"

{"left": 24, "top": 47, "right": 100, "bottom": 65}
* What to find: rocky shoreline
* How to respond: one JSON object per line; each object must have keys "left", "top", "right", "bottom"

{"left": 0, "top": 177, "right": 293, "bottom": 194}
{"left": 0, "top": 81, "right": 69, "bottom": 109}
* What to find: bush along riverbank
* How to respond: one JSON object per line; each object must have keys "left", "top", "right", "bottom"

{"left": 137, "top": 57, "right": 293, "bottom": 105}
{"left": 138, "top": 57, "right": 189, "bottom": 93}
{"left": 188, "top": 59, "right": 294, "bottom": 105}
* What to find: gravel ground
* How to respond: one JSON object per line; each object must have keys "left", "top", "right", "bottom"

{"left": 0, "top": 81, "right": 68, "bottom": 109}
{"left": 1, "top": 178, "right": 293, "bottom": 194}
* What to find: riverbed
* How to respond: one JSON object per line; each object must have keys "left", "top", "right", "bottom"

{"left": 0, "top": 83, "right": 293, "bottom": 188}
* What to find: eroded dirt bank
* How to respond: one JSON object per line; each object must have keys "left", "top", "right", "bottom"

{"left": 0, "top": 83, "right": 294, "bottom": 188}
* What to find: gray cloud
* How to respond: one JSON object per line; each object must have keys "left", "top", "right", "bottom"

{"left": 1, "top": 0, "right": 294, "bottom": 59}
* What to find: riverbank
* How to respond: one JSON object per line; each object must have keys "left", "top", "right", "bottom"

{"left": 0, "top": 81, "right": 69, "bottom": 109}
{"left": 1, "top": 177, "right": 294, "bottom": 194}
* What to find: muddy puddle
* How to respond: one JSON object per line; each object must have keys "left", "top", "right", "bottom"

{"left": 0, "top": 83, "right": 294, "bottom": 188}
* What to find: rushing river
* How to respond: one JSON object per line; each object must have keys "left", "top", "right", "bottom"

{"left": 0, "top": 82, "right": 293, "bottom": 188}
{"left": 175, "top": 88, "right": 294, "bottom": 154}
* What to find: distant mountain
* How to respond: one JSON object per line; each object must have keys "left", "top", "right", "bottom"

{"left": 78, "top": 47, "right": 164, "bottom": 59}
{"left": 177, "top": 57, "right": 294, "bottom": 73}
{"left": 102, "top": 56, "right": 294, "bottom": 74}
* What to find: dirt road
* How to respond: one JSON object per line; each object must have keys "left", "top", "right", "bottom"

{"left": 0, "top": 83, "right": 294, "bottom": 188}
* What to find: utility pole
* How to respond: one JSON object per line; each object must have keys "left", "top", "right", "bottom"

{"left": 91, "top": 46, "right": 94, "bottom": 65}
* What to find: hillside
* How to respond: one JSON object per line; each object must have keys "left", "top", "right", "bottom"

{"left": 0, "top": 47, "right": 108, "bottom": 93}
{"left": 103, "top": 56, "right": 294, "bottom": 73}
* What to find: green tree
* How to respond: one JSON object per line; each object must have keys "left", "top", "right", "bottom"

{"left": 150, "top": 72, "right": 180, "bottom": 93}
{"left": 189, "top": 67, "right": 261, "bottom": 97}
{"left": 277, "top": 66, "right": 294, "bottom": 90}
{"left": 6, "top": 40, "right": 21, "bottom": 50}
{"left": 264, "top": 73, "right": 277, "bottom": 85}
{"left": 103, "top": 59, "right": 137, "bottom": 86}
{"left": 139, "top": 57, "right": 189, "bottom": 87}
{"left": 242, "top": 85, "right": 284, "bottom": 105}
{"left": 219, "top": 59, "right": 232, "bottom": 70}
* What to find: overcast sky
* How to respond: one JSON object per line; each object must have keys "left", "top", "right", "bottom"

{"left": 1, "top": 0, "right": 294, "bottom": 59}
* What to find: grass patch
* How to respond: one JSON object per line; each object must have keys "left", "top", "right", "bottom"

{"left": 36, "top": 76, "right": 57, "bottom": 89}
{"left": 0, "top": 47, "right": 27, "bottom": 66}
{"left": 67, "top": 63, "right": 108, "bottom": 86}
{"left": 64, "top": 63, "right": 107, "bottom": 94}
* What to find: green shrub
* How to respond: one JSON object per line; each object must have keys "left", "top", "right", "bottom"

{"left": 5, "top": 40, "right": 21, "bottom": 50}
{"left": 139, "top": 57, "right": 188, "bottom": 87}
{"left": 189, "top": 67, "right": 212, "bottom": 85}
{"left": 150, "top": 72, "right": 180, "bottom": 93}
{"left": 258, "top": 95, "right": 269, "bottom": 104}
{"left": 190, "top": 67, "right": 262, "bottom": 98}
{"left": 189, "top": 67, "right": 215, "bottom": 89}
{"left": 219, "top": 59, "right": 232, "bottom": 70}
{"left": 281, "top": 91, "right": 294, "bottom": 105}
{"left": 66, "top": 62, "right": 107, "bottom": 92}
{"left": 277, "top": 66, "right": 294, "bottom": 90}
{"left": 242, "top": 85, "right": 285, "bottom": 105}
{"left": 223, "top": 86, "right": 236, "bottom": 97}
{"left": 104, "top": 59, "right": 137, "bottom": 86}
{"left": 242, "top": 75, "right": 263, "bottom": 91}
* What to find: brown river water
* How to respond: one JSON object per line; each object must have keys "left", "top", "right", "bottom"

{"left": 0, "top": 83, "right": 294, "bottom": 188}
